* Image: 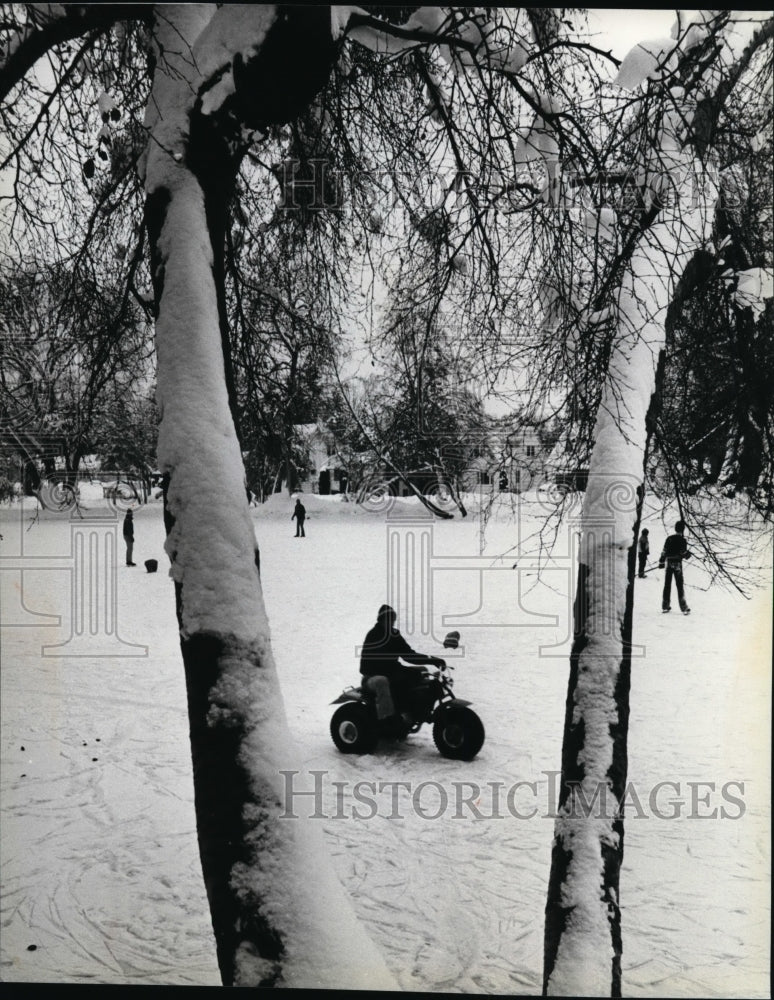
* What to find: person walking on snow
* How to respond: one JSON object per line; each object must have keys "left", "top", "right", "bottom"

{"left": 659, "top": 520, "right": 692, "bottom": 614}
{"left": 637, "top": 528, "right": 650, "bottom": 578}
{"left": 123, "top": 509, "right": 136, "bottom": 566}
{"left": 291, "top": 498, "right": 306, "bottom": 537}
{"left": 359, "top": 605, "right": 446, "bottom": 734}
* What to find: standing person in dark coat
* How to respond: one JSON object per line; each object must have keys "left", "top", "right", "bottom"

{"left": 658, "top": 520, "right": 691, "bottom": 613}
{"left": 637, "top": 528, "right": 650, "bottom": 578}
{"left": 291, "top": 498, "right": 306, "bottom": 537}
{"left": 359, "top": 605, "right": 446, "bottom": 732}
{"left": 123, "top": 509, "right": 136, "bottom": 566}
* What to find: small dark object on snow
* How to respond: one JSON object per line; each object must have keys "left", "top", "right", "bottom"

{"left": 145, "top": 559, "right": 158, "bottom": 573}
{"left": 20, "top": 746, "right": 24, "bottom": 751}
{"left": 21, "top": 773, "right": 26, "bottom": 778}
{"left": 443, "top": 631, "right": 461, "bottom": 649}
{"left": 27, "top": 945, "right": 37, "bottom": 952}
{"left": 96, "top": 738, "right": 100, "bottom": 742}
{"left": 92, "top": 757, "right": 98, "bottom": 762}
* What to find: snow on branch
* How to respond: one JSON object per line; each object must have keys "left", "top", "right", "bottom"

{"left": 193, "top": 5, "right": 276, "bottom": 117}
{"left": 335, "top": 5, "right": 534, "bottom": 75}
{"left": 613, "top": 37, "right": 679, "bottom": 90}
{"left": 614, "top": 10, "right": 774, "bottom": 96}
{"left": 613, "top": 10, "right": 722, "bottom": 91}
{"left": 727, "top": 267, "right": 774, "bottom": 320}
{"left": 669, "top": 9, "right": 715, "bottom": 51}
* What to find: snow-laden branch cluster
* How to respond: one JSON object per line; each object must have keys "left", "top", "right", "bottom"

{"left": 613, "top": 9, "right": 766, "bottom": 93}
{"left": 724, "top": 265, "right": 774, "bottom": 319}
{"left": 192, "top": 5, "right": 274, "bottom": 118}
{"left": 333, "top": 5, "right": 532, "bottom": 71}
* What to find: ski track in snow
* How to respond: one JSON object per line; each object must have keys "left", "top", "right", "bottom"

{"left": 0, "top": 492, "right": 770, "bottom": 993}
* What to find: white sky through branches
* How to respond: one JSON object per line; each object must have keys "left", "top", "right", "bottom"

{"left": 588, "top": 9, "right": 674, "bottom": 57}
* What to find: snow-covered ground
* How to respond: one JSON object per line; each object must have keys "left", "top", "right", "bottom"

{"left": 0, "top": 488, "right": 770, "bottom": 994}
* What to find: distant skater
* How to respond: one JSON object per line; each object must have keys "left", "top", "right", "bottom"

{"left": 659, "top": 520, "right": 691, "bottom": 614}
{"left": 123, "top": 509, "right": 136, "bottom": 566}
{"left": 637, "top": 528, "right": 649, "bottom": 578}
{"left": 292, "top": 498, "right": 306, "bottom": 537}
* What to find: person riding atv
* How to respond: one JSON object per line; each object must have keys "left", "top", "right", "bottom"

{"left": 333, "top": 620, "right": 482, "bottom": 757}
{"left": 360, "top": 604, "right": 446, "bottom": 734}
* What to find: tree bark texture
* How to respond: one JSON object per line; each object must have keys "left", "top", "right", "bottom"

{"left": 140, "top": 5, "right": 397, "bottom": 987}
{"left": 542, "top": 166, "right": 718, "bottom": 996}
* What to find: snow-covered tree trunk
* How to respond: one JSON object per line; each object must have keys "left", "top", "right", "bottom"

{"left": 140, "top": 5, "right": 396, "bottom": 987}
{"left": 542, "top": 167, "right": 719, "bottom": 998}
{"left": 542, "top": 16, "right": 774, "bottom": 990}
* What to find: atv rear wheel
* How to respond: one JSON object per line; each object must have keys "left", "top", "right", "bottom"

{"left": 330, "top": 703, "right": 378, "bottom": 754}
{"left": 433, "top": 705, "right": 485, "bottom": 760}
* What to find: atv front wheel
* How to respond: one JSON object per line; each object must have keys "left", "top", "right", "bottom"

{"left": 433, "top": 706, "right": 485, "bottom": 760}
{"left": 330, "top": 703, "right": 378, "bottom": 754}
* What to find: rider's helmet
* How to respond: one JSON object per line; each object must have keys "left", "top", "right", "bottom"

{"left": 443, "top": 631, "right": 460, "bottom": 649}
{"left": 377, "top": 604, "right": 396, "bottom": 620}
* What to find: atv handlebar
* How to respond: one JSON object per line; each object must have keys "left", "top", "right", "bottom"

{"left": 422, "top": 660, "right": 453, "bottom": 679}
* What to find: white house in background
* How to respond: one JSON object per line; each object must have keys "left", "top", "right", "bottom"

{"left": 460, "top": 420, "right": 551, "bottom": 493}
{"left": 543, "top": 429, "right": 591, "bottom": 492}
{"left": 293, "top": 416, "right": 555, "bottom": 498}
{"left": 494, "top": 423, "right": 548, "bottom": 492}
{"left": 294, "top": 421, "right": 350, "bottom": 494}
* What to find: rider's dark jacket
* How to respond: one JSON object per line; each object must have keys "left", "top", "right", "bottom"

{"left": 359, "top": 621, "right": 429, "bottom": 679}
